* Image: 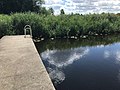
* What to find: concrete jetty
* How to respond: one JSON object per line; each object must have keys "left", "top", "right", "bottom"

{"left": 0, "top": 35, "right": 55, "bottom": 90}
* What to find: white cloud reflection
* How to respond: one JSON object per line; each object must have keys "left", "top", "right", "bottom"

{"left": 41, "top": 47, "right": 89, "bottom": 68}
{"left": 104, "top": 50, "right": 110, "bottom": 58}
{"left": 47, "top": 67, "right": 65, "bottom": 84}
{"left": 41, "top": 47, "right": 89, "bottom": 84}
{"left": 104, "top": 49, "right": 120, "bottom": 82}
{"left": 43, "top": 0, "right": 120, "bottom": 15}
{"left": 116, "top": 51, "right": 120, "bottom": 63}
{"left": 41, "top": 43, "right": 120, "bottom": 84}
{"left": 115, "top": 51, "right": 120, "bottom": 82}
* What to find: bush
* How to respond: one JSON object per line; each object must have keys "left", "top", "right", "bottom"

{"left": 0, "top": 13, "right": 120, "bottom": 38}
{"left": 0, "top": 14, "right": 13, "bottom": 38}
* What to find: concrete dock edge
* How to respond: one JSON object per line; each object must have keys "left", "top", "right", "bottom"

{"left": 0, "top": 35, "right": 55, "bottom": 90}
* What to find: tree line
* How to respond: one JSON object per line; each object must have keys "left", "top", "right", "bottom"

{"left": 0, "top": 12, "right": 120, "bottom": 39}
{"left": 0, "top": 0, "right": 65, "bottom": 15}
{"left": 0, "top": 0, "right": 44, "bottom": 14}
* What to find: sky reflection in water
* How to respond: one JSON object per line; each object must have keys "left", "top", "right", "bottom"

{"left": 35, "top": 37, "right": 120, "bottom": 90}
{"left": 41, "top": 47, "right": 89, "bottom": 68}
{"left": 41, "top": 47, "right": 89, "bottom": 84}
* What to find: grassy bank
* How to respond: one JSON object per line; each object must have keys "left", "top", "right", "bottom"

{"left": 0, "top": 12, "right": 120, "bottom": 39}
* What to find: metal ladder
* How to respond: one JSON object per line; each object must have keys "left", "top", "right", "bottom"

{"left": 24, "top": 25, "right": 32, "bottom": 38}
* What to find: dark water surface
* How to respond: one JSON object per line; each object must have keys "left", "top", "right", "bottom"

{"left": 35, "top": 36, "right": 120, "bottom": 90}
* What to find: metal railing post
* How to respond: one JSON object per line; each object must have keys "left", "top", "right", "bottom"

{"left": 24, "top": 25, "right": 32, "bottom": 38}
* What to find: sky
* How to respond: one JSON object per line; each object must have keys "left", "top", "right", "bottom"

{"left": 42, "top": 0, "right": 120, "bottom": 15}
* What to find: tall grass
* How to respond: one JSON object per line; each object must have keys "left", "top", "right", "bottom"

{"left": 0, "top": 12, "right": 120, "bottom": 38}
{"left": 0, "top": 15, "right": 13, "bottom": 37}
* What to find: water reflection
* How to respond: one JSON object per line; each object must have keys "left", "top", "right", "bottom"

{"left": 41, "top": 47, "right": 89, "bottom": 84}
{"left": 35, "top": 35, "right": 120, "bottom": 90}
{"left": 116, "top": 51, "right": 120, "bottom": 62}
{"left": 104, "top": 50, "right": 110, "bottom": 58}
{"left": 114, "top": 50, "right": 120, "bottom": 83}
{"left": 47, "top": 67, "right": 65, "bottom": 84}
{"left": 103, "top": 43, "right": 120, "bottom": 84}
{"left": 41, "top": 48, "right": 89, "bottom": 68}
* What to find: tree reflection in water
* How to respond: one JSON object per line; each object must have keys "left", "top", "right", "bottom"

{"left": 35, "top": 35, "right": 120, "bottom": 90}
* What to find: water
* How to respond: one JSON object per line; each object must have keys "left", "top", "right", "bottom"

{"left": 35, "top": 35, "right": 120, "bottom": 90}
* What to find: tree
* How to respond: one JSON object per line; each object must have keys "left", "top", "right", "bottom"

{"left": 32, "top": 0, "right": 45, "bottom": 13}
{"left": 48, "top": 8, "right": 54, "bottom": 15}
{"left": 39, "top": 7, "right": 49, "bottom": 15}
{"left": 60, "top": 9, "right": 65, "bottom": 15}
{"left": 0, "top": 0, "right": 44, "bottom": 14}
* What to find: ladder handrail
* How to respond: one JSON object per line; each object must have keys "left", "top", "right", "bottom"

{"left": 24, "top": 25, "right": 32, "bottom": 38}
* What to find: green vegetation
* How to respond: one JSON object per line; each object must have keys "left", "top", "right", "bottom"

{"left": 60, "top": 9, "right": 65, "bottom": 15}
{"left": 0, "top": 0, "right": 120, "bottom": 39}
{"left": 0, "top": 14, "right": 13, "bottom": 37}
{"left": 0, "top": 0, "right": 44, "bottom": 14}
{"left": 0, "top": 12, "right": 120, "bottom": 39}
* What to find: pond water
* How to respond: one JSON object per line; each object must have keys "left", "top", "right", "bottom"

{"left": 35, "top": 36, "right": 120, "bottom": 90}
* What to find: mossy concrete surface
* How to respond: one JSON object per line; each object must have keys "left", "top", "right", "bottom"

{"left": 0, "top": 35, "right": 55, "bottom": 90}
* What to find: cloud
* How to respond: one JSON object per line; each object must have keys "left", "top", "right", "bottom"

{"left": 43, "top": 0, "right": 120, "bottom": 15}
